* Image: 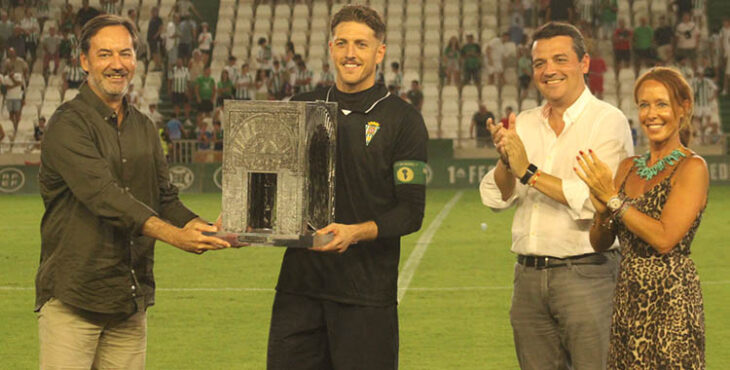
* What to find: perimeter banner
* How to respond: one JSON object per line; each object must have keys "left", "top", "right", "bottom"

{"left": 3, "top": 155, "right": 730, "bottom": 194}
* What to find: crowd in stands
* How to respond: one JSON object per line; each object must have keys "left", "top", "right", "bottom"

{"left": 447, "top": 0, "right": 729, "bottom": 146}
{"left": 1, "top": 0, "right": 728, "bottom": 155}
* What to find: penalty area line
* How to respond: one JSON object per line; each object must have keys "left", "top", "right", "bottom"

{"left": 397, "top": 190, "right": 464, "bottom": 303}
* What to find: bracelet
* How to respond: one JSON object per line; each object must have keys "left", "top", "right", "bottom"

{"left": 528, "top": 170, "right": 541, "bottom": 187}
{"left": 519, "top": 163, "right": 538, "bottom": 185}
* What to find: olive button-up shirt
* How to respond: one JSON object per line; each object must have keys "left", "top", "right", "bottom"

{"left": 36, "top": 83, "right": 197, "bottom": 315}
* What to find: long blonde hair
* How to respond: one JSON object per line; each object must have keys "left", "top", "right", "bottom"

{"left": 633, "top": 67, "right": 695, "bottom": 146}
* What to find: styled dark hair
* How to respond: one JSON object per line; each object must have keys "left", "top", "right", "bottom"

{"left": 634, "top": 67, "right": 695, "bottom": 146}
{"left": 80, "top": 14, "right": 139, "bottom": 55}
{"left": 531, "top": 22, "right": 587, "bottom": 60}
{"left": 330, "top": 5, "right": 385, "bottom": 41}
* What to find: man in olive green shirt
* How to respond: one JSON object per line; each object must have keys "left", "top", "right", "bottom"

{"left": 37, "top": 14, "right": 229, "bottom": 370}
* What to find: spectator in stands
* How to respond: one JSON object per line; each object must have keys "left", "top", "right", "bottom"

{"left": 470, "top": 104, "right": 495, "bottom": 147}
{"left": 316, "top": 62, "right": 335, "bottom": 90}
{"left": 294, "top": 60, "right": 313, "bottom": 94}
{"left": 144, "top": 103, "right": 164, "bottom": 127}
{"left": 168, "top": 57, "right": 191, "bottom": 121}
{"left": 461, "top": 34, "right": 481, "bottom": 85}
{"left": 3, "top": 70, "right": 24, "bottom": 137}
{"left": 59, "top": 3, "right": 75, "bottom": 33}
{"left": 406, "top": 80, "right": 423, "bottom": 112}
{"left": 74, "top": 0, "right": 100, "bottom": 29}
{"left": 675, "top": 0, "right": 692, "bottom": 21}
{"left": 654, "top": 15, "right": 674, "bottom": 63}
{"left": 7, "top": 26, "right": 26, "bottom": 61}
{"left": 486, "top": 32, "right": 509, "bottom": 86}
{"left": 146, "top": 6, "right": 163, "bottom": 71}
{"left": 195, "top": 118, "right": 212, "bottom": 150}
{"left": 100, "top": 0, "right": 119, "bottom": 15}
{"left": 175, "top": 0, "right": 201, "bottom": 20}
{"left": 443, "top": 36, "right": 461, "bottom": 86}
{"left": 164, "top": 13, "right": 179, "bottom": 67}
{"left": 268, "top": 59, "right": 288, "bottom": 100}
{"left": 589, "top": 48, "right": 608, "bottom": 99}
{"left": 677, "top": 56, "right": 694, "bottom": 80}
{"left": 166, "top": 116, "right": 185, "bottom": 141}
{"left": 508, "top": 15, "right": 526, "bottom": 45}
{"left": 0, "top": 11, "right": 13, "bottom": 53}
{"left": 517, "top": 47, "right": 532, "bottom": 99}
{"left": 10, "top": 0, "right": 25, "bottom": 23}
{"left": 216, "top": 69, "right": 234, "bottom": 106}
{"left": 20, "top": 8, "right": 40, "bottom": 61}
{"left": 692, "top": 69, "right": 718, "bottom": 144}
{"left": 235, "top": 63, "right": 253, "bottom": 100}
{"left": 546, "top": 0, "right": 575, "bottom": 22}
{"left": 224, "top": 55, "right": 239, "bottom": 82}
{"left": 2, "top": 47, "right": 29, "bottom": 81}
{"left": 282, "top": 49, "right": 297, "bottom": 75}
{"left": 633, "top": 17, "right": 654, "bottom": 70}
{"left": 126, "top": 8, "right": 137, "bottom": 25}
{"left": 197, "top": 22, "right": 212, "bottom": 64}
{"left": 720, "top": 18, "right": 730, "bottom": 95}
{"left": 177, "top": 15, "right": 196, "bottom": 66}
{"left": 195, "top": 66, "right": 215, "bottom": 121}
{"left": 388, "top": 61, "right": 402, "bottom": 95}
{"left": 599, "top": 0, "right": 618, "bottom": 40}
{"left": 62, "top": 56, "right": 86, "bottom": 97}
{"left": 188, "top": 48, "right": 204, "bottom": 81}
{"left": 675, "top": 12, "right": 700, "bottom": 67}
{"left": 256, "top": 36, "right": 272, "bottom": 74}
{"left": 42, "top": 26, "right": 61, "bottom": 75}
{"left": 612, "top": 19, "right": 632, "bottom": 69}
{"left": 576, "top": 0, "right": 593, "bottom": 24}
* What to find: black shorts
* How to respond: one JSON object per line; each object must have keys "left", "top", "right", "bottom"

{"left": 267, "top": 292, "right": 398, "bottom": 370}
{"left": 67, "top": 80, "right": 82, "bottom": 89}
{"left": 198, "top": 99, "right": 213, "bottom": 113}
{"left": 178, "top": 43, "right": 191, "bottom": 59}
{"left": 148, "top": 38, "right": 160, "bottom": 54}
{"left": 519, "top": 75, "right": 531, "bottom": 90}
{"left": 615, "top": 49, "right": 631, "bottom": 64}
{"left": 171, "top": 92, "right": 187, "bottom": 105}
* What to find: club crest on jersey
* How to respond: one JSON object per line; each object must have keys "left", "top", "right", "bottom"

{"left": 365, "top": 121, "right": 380, "bottom": 146}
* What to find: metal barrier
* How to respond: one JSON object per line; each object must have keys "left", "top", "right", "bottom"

{"left": 169, "top": 140, "right": 198, "bottom": 163}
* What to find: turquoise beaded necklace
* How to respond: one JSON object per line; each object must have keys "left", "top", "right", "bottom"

{"left": 633, "top": 149, "right": 686, "bottom": 180}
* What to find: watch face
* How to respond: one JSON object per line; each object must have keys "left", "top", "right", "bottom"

{"left": 607, "top": 197, "right": 622, "bottom": 211}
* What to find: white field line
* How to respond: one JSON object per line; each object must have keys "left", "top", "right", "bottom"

{"left": 397, "top": 191, "right": 464, "bottom": 303}
{"left": 1, "top": 280, "right": 728, "bottom": 293}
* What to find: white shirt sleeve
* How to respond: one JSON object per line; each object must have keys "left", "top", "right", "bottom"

{"left": 479, "top": 167, "right": 522, "bottom": 211}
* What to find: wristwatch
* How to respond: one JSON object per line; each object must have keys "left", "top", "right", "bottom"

{"left": 606, "top": 195, "right": 624, "bottom": 213}
{"left": 519, "top": 163, "right": 538, "bottom": 185}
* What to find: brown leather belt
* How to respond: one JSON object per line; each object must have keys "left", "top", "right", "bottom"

{"left": 517, "top": 252, "right": 611, "bottom": 269}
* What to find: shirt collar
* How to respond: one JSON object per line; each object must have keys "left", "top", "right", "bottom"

{"left": 326, "top": 83, "right": 390, "bottom": 114}
{"left": 540, "top": 86, "right": 593, "bottom": 129}
{"left": 78, "top": 82, "right": 131, "bottom": 125}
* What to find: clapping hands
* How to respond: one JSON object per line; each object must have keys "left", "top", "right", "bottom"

{"left": 573, "top": 149, "right": 617, "bottom": 214}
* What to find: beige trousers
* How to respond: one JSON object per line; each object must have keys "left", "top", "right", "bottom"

{"left": 38, "top": 298, "right": 146, "bottom": 370}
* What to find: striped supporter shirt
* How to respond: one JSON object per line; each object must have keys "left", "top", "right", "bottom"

{"left": 169, "top": 66, "right": 190, "bottom": 94}
{"left": 235, "top": 72, "right": 253, "bottom": 99}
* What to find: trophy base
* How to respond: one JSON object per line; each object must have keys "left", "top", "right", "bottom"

{"left": 203, "top": 231, "right": 334, "bottom": 248}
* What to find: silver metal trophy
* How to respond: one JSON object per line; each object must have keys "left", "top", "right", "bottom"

{"left": 216, "top": 100, "right": 338, "bottom": 247}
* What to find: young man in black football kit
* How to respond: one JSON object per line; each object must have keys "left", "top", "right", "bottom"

{"left": 266, "top": 5, "right": 428, "bottom": 370}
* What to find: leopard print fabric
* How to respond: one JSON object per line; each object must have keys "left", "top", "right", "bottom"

{"left": 608, "top": 163, "right": 705, "bottom": 369}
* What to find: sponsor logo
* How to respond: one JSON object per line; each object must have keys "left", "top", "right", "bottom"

{"left": 169, "top": 165, "right": 195, "bottom": 190}
{"left": 0, "top": 168, "right": 25, "bottom": 193}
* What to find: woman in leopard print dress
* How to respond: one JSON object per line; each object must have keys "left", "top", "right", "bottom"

{"left": 574, "top": 67, "right": 706, "bottom": 369}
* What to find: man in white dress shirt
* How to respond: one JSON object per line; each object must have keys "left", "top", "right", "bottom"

{"left": 480, "top": 22, "right": 633, "bottom": 370}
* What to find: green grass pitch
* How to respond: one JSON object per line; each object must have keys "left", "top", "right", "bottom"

{"left": 1, "top": 188, "right": 728, "bottom": 369}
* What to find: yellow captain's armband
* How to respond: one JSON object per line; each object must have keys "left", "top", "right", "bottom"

{"left": 394, "top": 160, "right": 427, "bottom": 185}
